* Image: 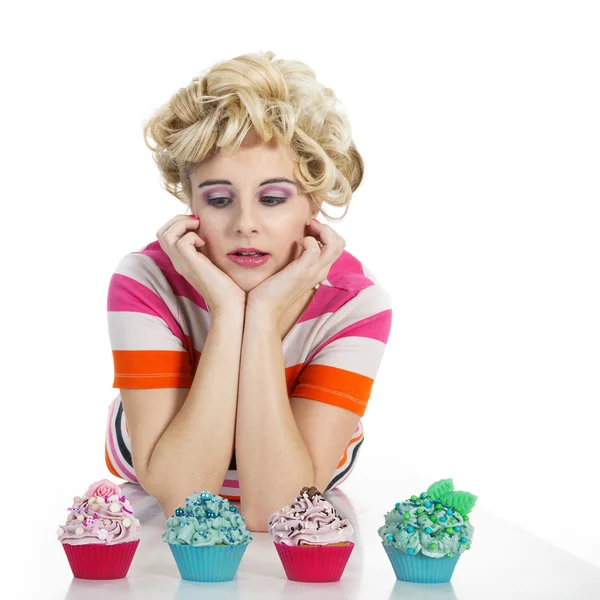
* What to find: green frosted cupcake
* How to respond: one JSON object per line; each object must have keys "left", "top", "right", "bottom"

{"left": 162, "top": 491, "right": 252, "bottom": 582}
{"left": 378, "top": 478, "right": 477, "bottom": 583}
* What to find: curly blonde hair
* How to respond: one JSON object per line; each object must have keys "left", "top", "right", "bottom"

{"left": 143, "top": 51, "right": 364, "bottom": 221}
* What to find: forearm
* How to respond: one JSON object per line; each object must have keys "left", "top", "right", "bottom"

{"left": 144, "top": 312, "right": 245, "bottom": 517}
{"left": 236, "top": 307, "right": 315, "bottom": 530}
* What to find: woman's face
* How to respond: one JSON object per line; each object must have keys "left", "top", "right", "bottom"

{"left": 189, "top": 130, "right": 318, "bottom": 292}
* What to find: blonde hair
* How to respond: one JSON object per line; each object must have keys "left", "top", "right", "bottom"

{"left": 143, "top": 51, "right": 364, "bottom": 221}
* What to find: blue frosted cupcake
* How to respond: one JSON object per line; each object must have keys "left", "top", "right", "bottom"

{"left": 162, "top": 491, "right": 252, "bottom": 582}
{"left": 378, "top": 479, "right": 477, "bottom": 584}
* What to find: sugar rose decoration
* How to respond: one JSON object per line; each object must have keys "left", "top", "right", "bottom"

{"left": 85, "top": 479, "right": 122, "bottom": 499}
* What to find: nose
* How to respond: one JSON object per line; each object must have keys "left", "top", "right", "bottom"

{"left": 232, "top": 202, "right": 260, "bottom": 235}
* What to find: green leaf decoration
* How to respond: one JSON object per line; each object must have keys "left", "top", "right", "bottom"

{"left": 439, "top": 491, "right": 478, "bottom": 515}
{"left": 427, "top": 479, "right": 454, "bottom": 500}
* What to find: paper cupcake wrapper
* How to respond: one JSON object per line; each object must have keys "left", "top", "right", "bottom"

{"left": 62, "top": 539, "right": 140, "bottom": 580}
{"left": 382, "top": 543, "right": 461, "bottom": 584}
{"left": 273, "top": 541, "right": 355, "bottom": 583}
{"left": 168, "top": 543, "right": 248, "bottom": 582}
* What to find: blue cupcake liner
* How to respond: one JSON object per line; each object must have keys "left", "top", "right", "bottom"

{"left": 382, "top": 543, "right": 461, "bottom": 584}
{"left": 169, "top": 543, "right": 248, "bottom": 582}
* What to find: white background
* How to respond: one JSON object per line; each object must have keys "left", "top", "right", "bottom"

{"left": 2, "top": 0, "right": 598, "bottom": 588}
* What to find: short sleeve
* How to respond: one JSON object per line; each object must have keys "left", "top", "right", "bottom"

{"left": 107, "top": 252, "right": 194, "bottom": 389}
{"left": 290, "top": 285, "right": 393, "bottom": 416}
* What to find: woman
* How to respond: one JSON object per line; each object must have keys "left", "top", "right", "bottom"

{"left": 105, "top": 51, "right": 393, "bottom": 531}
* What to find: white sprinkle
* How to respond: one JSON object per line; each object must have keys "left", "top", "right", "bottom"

{"left": 96, "top": 497, "right": 105, "bottom": 504}
{"left": 75, "top": 527, "right": 84, "bottom": 536}
{"left": 76, "top": 514, "right": 85, "bottom": 521}
{"left": 57, "top": 527, "right": 65, "bottom": 536}
{"left": 110, "top": 502, "right": 121, "bottom": 513}
{"left": 123, "top": 517, "right": 131, "bottom": 528}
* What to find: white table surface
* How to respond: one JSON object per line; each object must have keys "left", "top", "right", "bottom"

{"left": 40, "top": 476, "right": 600, "bottom": 600}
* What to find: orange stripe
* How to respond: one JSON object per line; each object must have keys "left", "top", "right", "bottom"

{"left": 105, "top": 443, "right": 121, "bottom": 478}
{"left": 336, "top": 429, "right": 364, "bottom": 469}
{"left": 221, "top": 494, "right": 241, "bottom": 501}
{"left": 291, "top": 364, "right": 374, "bottom": 416}
{"left": 112, "top": 349, "right": 193, "bottom": 388}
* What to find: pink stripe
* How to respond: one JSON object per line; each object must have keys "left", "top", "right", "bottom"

{"left": 107, "top": 399, "right": 137, "bottom": 482}
{"left": 108, "top": 273, "right": 187, "bottom": 348}
{"left": 134, "top": 242, "right": 210, "bottom": 313}
{"left": 306, "top": 309, "right": 392, "bottom": 364}
{"left": 326, "top": 250, "right": 373, "bottom": 291}
{"left": 222, "top": 479, "right": 240, "bottom": 488}
{"left": 301, "top": 285, "right": 359, "bottom": 323}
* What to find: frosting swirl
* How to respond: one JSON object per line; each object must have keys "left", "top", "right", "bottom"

{"left": 378, "top": 479, "right": 476, "bottom": 558}
{"left": 162, "top": 491, "right": 252, "bottom": 546}
{"left": 57, "top": 480, "right": 141, "bottom": 546}
{"left": 268, "top": 486, "right": 354, "bottom": 546}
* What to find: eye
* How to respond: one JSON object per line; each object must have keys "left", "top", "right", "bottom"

{"left": 206, "top": 196, "right": 288, "bottom": 208}
{"left": 261, "top": 196, "right": 288, "bottom": 206}
{"left": 207, "top": 197, "right": 230, "bottom": 208}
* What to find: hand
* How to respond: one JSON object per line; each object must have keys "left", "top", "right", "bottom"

{"left": 156, "top": 214, "right": 246, "bottom": 315}
{"left": 246, "top": 220, "right": 346, "bottom": 321}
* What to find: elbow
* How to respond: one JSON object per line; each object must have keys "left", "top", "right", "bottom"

{"left": 244, "top": 512, "right": 270, "bottom": 533}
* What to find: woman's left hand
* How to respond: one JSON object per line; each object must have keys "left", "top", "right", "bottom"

{"left": 246, "top": 220, "right": 346, "bottom": 321}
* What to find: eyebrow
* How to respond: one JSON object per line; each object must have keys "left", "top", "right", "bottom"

{"left": 198, "top": 177, "right": 296, "bottom": 189}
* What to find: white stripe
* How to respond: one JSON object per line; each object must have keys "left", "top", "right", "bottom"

{"left": 219, "top": 486, "right": 241, "bottom": 498}
{"left": 114, "top": 253, "right": 193, "bottom": 337}
{"left": 307, "top": 336, "right": 388, "bottom": 379}
{"left": 108, "top": 312, "right": 189, "bottom": 351}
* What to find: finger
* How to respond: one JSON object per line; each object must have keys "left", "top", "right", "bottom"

{"left": 308, "top": 222, "right": 345, "bottom": 268}
{"left": 157, "top": 214, "right": 200, "bottom": 239}
{"left": 161, "top": 217, "right": 202, "bottom": 245}
{"left": 177, "top": 232, "right": 205, "bottom": 259}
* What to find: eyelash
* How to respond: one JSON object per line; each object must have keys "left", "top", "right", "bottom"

{"left": 206, "top": 196, "right": 288, "bottom": 208}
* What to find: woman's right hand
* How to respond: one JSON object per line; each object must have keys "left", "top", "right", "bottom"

{"left": 156, "top": 214, "right": 246, "bottom": 315}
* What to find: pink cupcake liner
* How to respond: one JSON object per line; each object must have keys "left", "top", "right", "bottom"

{"left": 62, "top": 540, "right": 140, "bottom": 579}
{"left": 273, "top": 541, "right": 355, "bottom": 583}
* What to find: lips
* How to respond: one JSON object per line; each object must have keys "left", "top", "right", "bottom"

{"left": 227, "top": 254, "right": 270, "bottom": 268}
{"left": 228, "top": 247, "right": 269, "bottom": 255}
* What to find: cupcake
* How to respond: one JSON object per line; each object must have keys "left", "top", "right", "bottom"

{"left": 162, "top": 490, "right": 252, "bottom": 582}
{"left": 268, "top": 486, "right": 355, "bottom": 583}
{"left": 57, "top": 479, "right": 141, "bottom": 579}
{"left": 378, "top": 478, "right": 477, "bottom": 584}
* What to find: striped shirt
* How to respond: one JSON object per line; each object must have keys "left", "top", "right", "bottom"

{"left": 105, "top": 240, "right": 393, "bottom": 499}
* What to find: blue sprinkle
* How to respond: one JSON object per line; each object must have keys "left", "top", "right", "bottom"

{"left": 440, "top": 516, "right": 447, "bottom": 522}
{"left": 395, "top": 503, "right": 401, "bottom": 509}
{"left": 454, "top": 526, "right": 461, "bottom": 532}
{"left": 407, "top": 548, "right": 415, "bottom": 555}
{"left": 175, "top": 508, "right": 184, "bottom": 517}
{"left": 386, "top": 534, "right": 394, "bottom": 542}
{"left": 424, "top": 501, "right": 432, "bottom": 508}
{"left": 229, "top": 505, "right": 238, "bottom": 512}
{"left": 447, "top": 509, "right": 454, "bottom": 515}
{"left": 434, "top": 500, "right": 440, "bottom": 504}
{"left": 407, "top": 526, "right": 414, "bottom": 533}
{"left": 396, "top": 524, "right": 401, "bottom": 530}
{"left": 425, "top": 527, "right": 432, "bottom": 535}
{"left": 460, "top": 537, "right": 467, "bottom": 543}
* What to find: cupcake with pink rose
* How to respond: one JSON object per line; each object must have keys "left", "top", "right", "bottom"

{"left": 57, "top": 479, "right": 141, "bottom": 579}
{"left": 268, "top": 486, "right": 355, "bottom": 583}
